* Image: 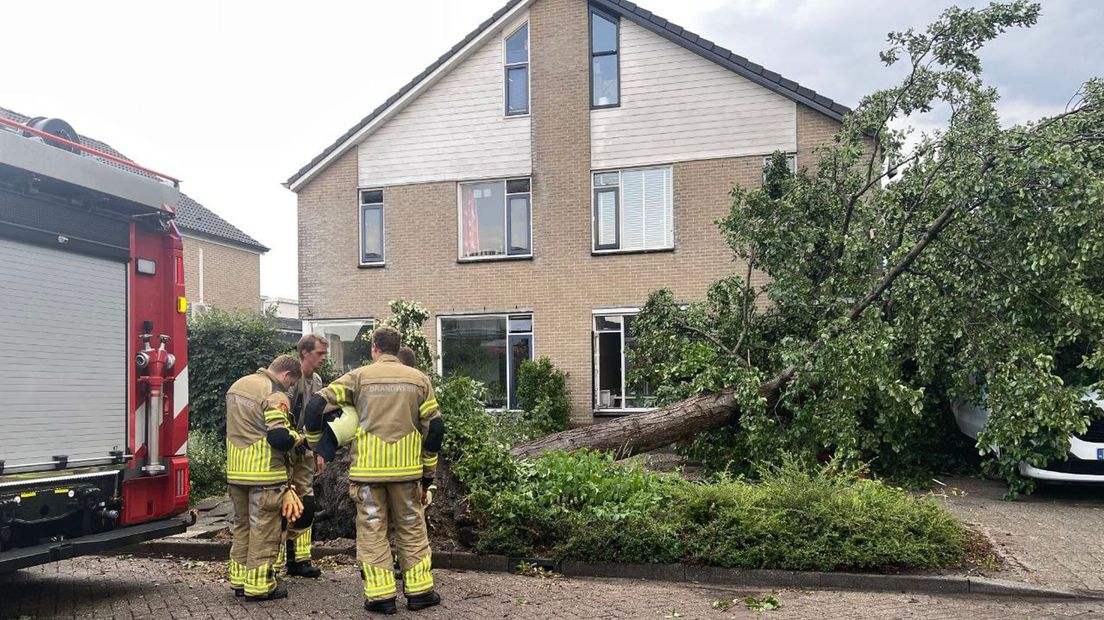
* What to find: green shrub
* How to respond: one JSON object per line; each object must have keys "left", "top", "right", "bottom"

{"left": 187, "top": 309, "right": 290, "bottom": 435}
{"left": 188, "top": 430, "right": 226, "bottom": 503}
{"left": 516, "top": 358, "right": 570, "bottom": 432}
{"left": 464, "top": 452, "right": 966, "bottom": 571}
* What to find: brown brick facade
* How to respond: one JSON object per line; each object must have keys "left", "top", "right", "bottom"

{"left": 181, "top": 235, "right": 262, "bottom": 313}
{"left": 295, "top": 0, "right": 843, "bottom": 424}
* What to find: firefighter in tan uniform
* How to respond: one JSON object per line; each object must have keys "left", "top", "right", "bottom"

{"left": 225, "top": 355, "right": 303, "bottom": 601}
{"left": 304, "top": 327, "right": 444, "bottom": 615}
{"left": 275, "top": 334, "right": 329, "bottom": 579}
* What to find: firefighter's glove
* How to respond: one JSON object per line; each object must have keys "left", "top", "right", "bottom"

{"left": 420, "top": 477, "right": 436, "bottom": 507}
{"left": 282, "top": 488, "right": 304, "bottom": 523}
{"left": 294, "top": 441, "right": 309, "bottom": 456}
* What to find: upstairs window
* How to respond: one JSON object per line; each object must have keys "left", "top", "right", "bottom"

{"left": 459, "top": 178, "right": 532, "bottom": 260}
{"left": 593, "top": 167, "right": 672, "bottom": 252}
{"left": 359, "top": 189, "right": 384, "bottom": 265}
{"left": 505, "top": 23, "right": 529, "bottom": 116}
{"left": 590, "top": 10, "right": 619, "bottom": 108}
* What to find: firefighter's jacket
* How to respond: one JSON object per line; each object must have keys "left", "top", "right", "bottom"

{"left": 315, "top": 354, "right": 441, "bottom": 483}
{"left": 288, "top": 372, "right": 324, "bottom": 431}
{"left": 225, "top": 368, "right": 298, "bottom": 485}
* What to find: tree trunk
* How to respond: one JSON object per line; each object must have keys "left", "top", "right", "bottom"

{"left": 511, "top": 390, "right": 739, "bottom": 459}
{"left": 512, "top": 196, "right": 965, "bottom": 460}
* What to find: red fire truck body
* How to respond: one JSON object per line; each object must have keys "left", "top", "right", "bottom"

{"left": 0, "top": 116, "right": 191, "bottom": 571}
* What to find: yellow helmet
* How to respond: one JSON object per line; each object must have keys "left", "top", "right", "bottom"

{"left": 327, "top": 405, "right": 360, "bottom": 448}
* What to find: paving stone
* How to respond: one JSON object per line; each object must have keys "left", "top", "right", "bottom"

{"left": 2, "top": 556, "right": 1102, "bottom": 619}
{"left": 934, "top": 476, "right": 1104, "bottom": 594}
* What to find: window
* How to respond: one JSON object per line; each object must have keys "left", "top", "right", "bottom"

{"left": 359, "top": 189, "right": 384, "bottom": 265}
{"left": 590, "top": 9, "right": 619, "bottom": 108}
{"left": 593, "top": 311, "right": 655, "bottom": 412}
{"left": 439, "top": 313, "right": 533, "bottom": 409}
{"left": 458, "top": 178, "right": 531, "bottom": 260}
{"left": 592, "top": 167, "right": 673, "bottom": 252}
{"left": 306, "top": 319, "right": 374, "bottom": 374}
{"left": 504, "top": 23, "right": 529, "bottom": 116}
{"left": 762, "top": 154, "right": 797, "bottom": 180}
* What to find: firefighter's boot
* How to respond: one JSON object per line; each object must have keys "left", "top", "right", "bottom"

{"left": 286, "top": 540, "right": 322, "bottom": 578}
{"left": 245, "top": 580, "right": 288, "bottom": 602}
{"left": 406, "top": 590, "right": 441, "bottom": 611}
{"left": 364, "top": 598, "right": 398, "bottom": 615}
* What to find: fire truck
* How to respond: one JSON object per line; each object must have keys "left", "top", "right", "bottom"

{"left": 0, "top": 115, "right": 191, "bottom": 571}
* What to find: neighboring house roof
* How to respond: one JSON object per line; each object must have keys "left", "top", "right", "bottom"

{"left": 285, "top": 0, "right": 852, "bottom": 190}
{"left": 0, "top": 106, "right": 268, "bottom": 253}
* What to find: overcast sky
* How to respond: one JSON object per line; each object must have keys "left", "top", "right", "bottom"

{"left": 2, "top": 0, "right": 1098, "bottom": 300}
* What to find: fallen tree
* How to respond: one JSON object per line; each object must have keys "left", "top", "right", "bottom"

{"left": 514, "top": 1, "right": 1104, "bottom": 495}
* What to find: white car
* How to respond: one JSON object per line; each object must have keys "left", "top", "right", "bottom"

{"left": 953, "top": 392, "right": 1104, "bottom": 482}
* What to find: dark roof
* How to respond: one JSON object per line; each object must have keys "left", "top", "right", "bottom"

{"left": 285, "top": 0, "right": 852, "bottom": 190}
{"left": 0, "top": 106, "right": 268, "bottom": 253}
{"left": 173, "top": 194, "right": 269, "bottom": 252}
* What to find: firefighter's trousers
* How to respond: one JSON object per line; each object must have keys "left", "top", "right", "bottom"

{"left": 227, "top": 484, "right": 285, "bottom": 596}
{"left": 350, "top": 481, "right": 434, "bottom": 602}
{"left": 277, "top": 450, "right": 316, "bottom": 566}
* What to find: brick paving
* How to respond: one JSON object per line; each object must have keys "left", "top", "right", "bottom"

{"left": 2, "top": 555, "right": 1102, "bottom": 620}
{"left": 933, "top": 476, "right": 1104, "bottom": 594}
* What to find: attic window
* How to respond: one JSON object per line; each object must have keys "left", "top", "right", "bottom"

{"left": 590, "top": 9, "right": 619, "bottom": 108}
{"left": 505, "top": 23, "right": 529, "bottom": 116}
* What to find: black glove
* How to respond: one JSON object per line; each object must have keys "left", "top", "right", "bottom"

{"left": 420, "top": 476, "right": 434, "bottom": 490}
{"left": 295, "top": 441, "right": 309, "bottom": 456}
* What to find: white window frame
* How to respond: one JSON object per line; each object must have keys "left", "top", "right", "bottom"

{"left": 436, "top": 312, "right": 535, "bottom": 411}
{"left": 358, "top": 188, "right": 385, "bottom": 266}
{"left": 503, "top": 21, "right": 530, "bottom": 117}
{"left": 591, "top": 166, "right": 674, "bottom": 254}
{"left": 303, "top": 318, "right": 375, "bottom": 374}
{"left": 592, "top": 308, "right": 656, "bottom": 414}
{"left": 762, "top": 153, "right": 797, "bottom": 180}
{"left": 456, "top": 177, "right": 533, "bottom": 262}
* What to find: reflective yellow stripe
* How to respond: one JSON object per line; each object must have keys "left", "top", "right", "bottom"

{"left": 350, "top": 430, "right": 423, "bottom": 480}
{"left": 292, "top": 529, "right": 312, "bottom": 562}
{"left": 423, "top": 454, "right": 438, "bottom": 467}
{"left": 226, "top": 437, "right": 287, "bottom": 483}
{"left": 348, "top": 465, "right": 423, "bottom": 478}
{"left": 362, "top": 563, "right": 397, "bottom": 599}
{"left": 419, "top": 399, "right": 438, "bottom": 416}
{"left": 229, "top": 559, "right": 246, "bottom": 588}
{"left": 330, "top": 383, "right": 349, "bottom": 405}
{"left": 306, "top": 431, "right": 322, "bottom": 443}
{"left": 244, "top": 563, "right": 276, "bottom": 596}
{"left": 403, "top": 554, "right": 433, "bottom": 594}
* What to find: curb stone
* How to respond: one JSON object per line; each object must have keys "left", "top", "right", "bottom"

{"left": 122, "top": 538, "right": 1099, "bottom": 600}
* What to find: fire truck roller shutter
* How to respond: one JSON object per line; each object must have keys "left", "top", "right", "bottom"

{"left": 0, "top": 237, "right": 128, "bottom": 473}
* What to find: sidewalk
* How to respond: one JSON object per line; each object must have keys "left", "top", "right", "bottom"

{"left": 933, "top": 475, "right": 1104, "bottom": 594}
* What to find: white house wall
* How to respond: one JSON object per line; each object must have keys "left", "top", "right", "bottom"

{"left": 358, "top": 14, "right": 532, "bottom": 188}
{"left": 591, "top": 19, "right": 797, "bottom": 171}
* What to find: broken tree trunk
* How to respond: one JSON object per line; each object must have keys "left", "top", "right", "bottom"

{"left": 512, "top": 201, "right": 965, "bottom": 460}
{"left": 512, "top": 390, "right": 739, "bottom": 459}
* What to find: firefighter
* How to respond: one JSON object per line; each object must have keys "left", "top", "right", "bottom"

{"left": 276, "top": 334, "right": 329, "bottom": 579}
{"left": 304, "top": 327, "right": 444, "bottom": 615}
{"left": 226, "top": 355, "right": 303, "bottom": 601}
{"left": 397, "top": 346, "right": 417, "bottom": 368}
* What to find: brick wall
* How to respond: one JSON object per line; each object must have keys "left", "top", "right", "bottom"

{"left": 295, "top": 0, "right": 844, "bottom": 424}
{"left": 797, "top": 103, "right": 842, "bottom": 171}
{"left": 181, "top": 235, "right": 262, "bottom": 313}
